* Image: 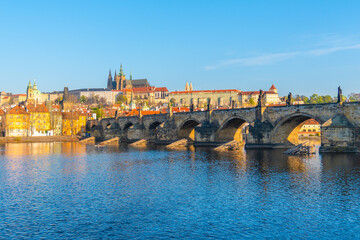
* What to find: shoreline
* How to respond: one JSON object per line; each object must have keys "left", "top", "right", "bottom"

{"left": 0, "top": 136, "right": 80, "bottom": 144}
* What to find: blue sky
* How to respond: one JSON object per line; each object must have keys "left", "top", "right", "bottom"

{"left": 0, "top": 0, "right": 360, "bottom": 97}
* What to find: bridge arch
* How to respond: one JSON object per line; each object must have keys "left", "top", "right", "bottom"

{"left": 110, "top": 122, "right": 120, "bottom": 129}
{"left": 216, "top": 117, "right": 249, "bottom": 143}
{"left": 178, "top": 119, "right": 201, "bottom": 140}
{"left": 271, "top": 113, "right": 324, "bottom": 146}
{"left": 123, "top": 122, "right": 134, "bottom": 130}
{"left": 149, "top": 121, "right": 163, "bottom": 130}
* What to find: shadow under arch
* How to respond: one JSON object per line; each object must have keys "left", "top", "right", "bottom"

{"left": 123, "top": 122, "right": 134, "bottom": 131}
{"left": 271, "top": 113, "right": 324, "bottom": 146}
{"left": 148, "top": 121, "right": 164, "bottom": 142}
{"left": 110, "top": 122, "right": 120, "bottom": 129}
{"left": 216, "top": 117, "right": 249, "bottom": 143}
{"left": 178, "top": 119, "right": 200, "bottom": 141}
{"left": 149, "top": 121, "right": 163, "bottom": 130}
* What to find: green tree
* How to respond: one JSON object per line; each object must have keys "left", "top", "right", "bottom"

{"left": 170, "top": 98, "right": 176, "bottom": 106}
{"left": 309, "top": 94, "right": 319, "bottom": 104}
{"left": 79, "top": 95, "right": 87, "bottom": 103}
{"left": 302, "top": 96, "right": 309, "bottom": 104}
{"left": 55, "top": 97, "right": 63, "bottom": 104}
{"left": 95, "top": 108, "right": 104, "bottom": 119}
{"left": 323, "top": 95, "right": 332, "bottom": 103}
{"left": 317, "top": 96, "right": 324, "bottom": 104}
{"left": 249, "top": 98, "right": 255, "bottom": 106}
{"left": 116, "top": 95, "right": 127, "bottom": 104}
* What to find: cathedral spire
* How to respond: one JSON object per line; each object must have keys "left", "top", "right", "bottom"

{"left": 130, "top": 72, "right": 132, "bottom": 80}
{"left": 120, "top": 64, "right": 123, "bottom": 76}
{"left": 107, "top": 69, "right": 113, "bottom": 90}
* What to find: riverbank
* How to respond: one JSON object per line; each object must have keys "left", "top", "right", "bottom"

{"left": 0, "top": 136, "right": 80, "bottom": 144}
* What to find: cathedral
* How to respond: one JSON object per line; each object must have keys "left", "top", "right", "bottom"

{"left": 107, "top": 65, "right": 150, "bottom": 90}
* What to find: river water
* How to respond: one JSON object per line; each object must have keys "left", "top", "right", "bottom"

{"left": 0, "top": 142, "right": 359, "bottom": 239}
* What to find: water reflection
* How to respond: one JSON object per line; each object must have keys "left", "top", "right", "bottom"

{"left": 0, "top": 142, "right": 86, "bottom": 157}
{"left": 0, "top": 143, "right": 359, "bottom": 239}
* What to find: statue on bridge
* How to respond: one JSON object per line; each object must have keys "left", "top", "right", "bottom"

{"left": 338, "top": 86, "right": 343, "bottom": 103}
{"left": 207, "top": 98, "right": 212, "bottom": 111}
{"left": 231, "top": 100, "right": 236, "bottom": 109}
{"left": 258, "top": 90, "right": 265, "bottom": 107}
{"left": 286, "top": 92, "right": 292, "bottom": 106}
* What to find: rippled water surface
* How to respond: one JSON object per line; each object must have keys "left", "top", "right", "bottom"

{"left": 0, "top": 142, "right": 359, "bottom": 239}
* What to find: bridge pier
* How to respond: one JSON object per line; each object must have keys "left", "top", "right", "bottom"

{"left": 153, "top": 120, "right": 179, "bottom": 144}
{"left": 193, "top": 121, "right": 219, "bottom": 146}
{"left": 126, "top": 124, "right": 145, "bottom": 142}
{"left": 320, "top": 114, "right": 359, "bottom": 152}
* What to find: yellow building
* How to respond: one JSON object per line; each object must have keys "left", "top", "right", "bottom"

{"left": 0, "top": 109, "right": 5, "bottom": 136}
{"left": 299, "top": 119, "right": 321, "bottom": 135}
{"left": 6, "top": 105, "right": 30, "bottom": 137}
{"left": 27, "top": 103, "right": 52, "bottom": 136}
{"left": 62, "top": 112, "right": 86, "bottom": 136}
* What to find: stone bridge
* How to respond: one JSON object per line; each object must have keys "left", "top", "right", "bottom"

{"left": 89, "top": 102, "right": 360, "bottom": 152}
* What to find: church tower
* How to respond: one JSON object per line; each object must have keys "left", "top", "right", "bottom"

{"left": 119, "top": 64, "right": 126, "bottom": 90}
{"left": 185, "top": 82, "right": 190, "bottom": 91}
{"left": 107, "top": 69, "right": 113, "bottom": 90}
{"left": 26, "top": 81, "right": 34, "bottom": 104}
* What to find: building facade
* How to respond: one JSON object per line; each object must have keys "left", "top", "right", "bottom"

{"left": 299, "top": 119, "right": 321, "bottom": 136}
{"left": 62, "top": 112, "right": 86, "bottom": 136}
{"left": 6, "top": 105, "right": 30, "bottom": 137}
{"left": 238, "top": 85, "right": 281, "bottom": 107}
{"left": 27, "top": 103, "right": 52, "bottom": 136}
{"left": 169, "top": 88, "right": 240, "bottom": 108}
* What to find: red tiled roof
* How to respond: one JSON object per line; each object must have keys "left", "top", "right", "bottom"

{"left": 27, "top": 103, "right": 49, "bottom": 113}
{"left": 302, "top": 119, "right": 320, "bottom": 125}
{"left": 270, "top": 84, "right": 277, "bottom": 90}
{"left": 112, "top": 89, "right": 132, "bottom": 93}
{"left": 12, "top": 94, "right": 26, "bottom": 97}
{"left": 240, "top": 90, "right": 276, "bottom": 95}
{"left": 9, "top": 105, "right": 29, "bottom": 115}
{"left": 62, "top": 112, "right": 80, "bottom": 119}
{"left": 132, "top": 87, "right": 155, "bottom": 93}
{"left": 171, "top": 107, "right": 190, "bottom": 113}
{"left": 154, "top": 87, "right": 168, "bottom": 92}
{"left": 0, "top": 109, "right": 5, "bottom": 115}
{"left": 170, "top": 89, "right": 240, "bottom": 94}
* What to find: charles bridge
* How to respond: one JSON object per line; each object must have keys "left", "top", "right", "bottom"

{"left": 88, "top": 95, "right": 360, "bottom": 152}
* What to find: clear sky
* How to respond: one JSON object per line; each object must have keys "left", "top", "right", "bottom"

{"left": 1, "top": 0, "right": 360, "bottom": 97}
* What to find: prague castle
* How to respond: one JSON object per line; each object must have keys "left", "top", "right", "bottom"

{"left": 107, "top": 64, "right": 150, "bottom": 90}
